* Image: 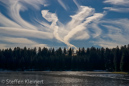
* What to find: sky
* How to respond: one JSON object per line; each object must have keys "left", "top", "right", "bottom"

{"left": 0, "top": 0, "right": 129, "bottom": 49}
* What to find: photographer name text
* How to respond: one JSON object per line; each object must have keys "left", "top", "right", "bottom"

{"left": 1, "top": 79, "right": 44, "bottom": 85}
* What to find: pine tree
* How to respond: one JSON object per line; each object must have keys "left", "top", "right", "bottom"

{"left": 120, "top": 53, "right": 125, "bottom": 71}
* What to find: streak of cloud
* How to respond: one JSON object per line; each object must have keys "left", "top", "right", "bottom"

{"left": 104, "top": 7, "right": 129, "bottom": 12}
{"left": 0, "top": 13, "right": 21, "bottom": 27}
{"left": 0, "top": 27, "right": 53, "bottom": 39}
{"left": 0, "top": 37, "right": 48, "bottom": 48}
{"left": 73, "top": 0, "right": 80, "bottom": 8}
{"left": 104, "top": 0, "right": 129, "bottom": 6}
{"left": 0, "top": 37, "right": 36, "bottom": 44}
{"left": 57, "top": 0, "right": 69, "bottom": 11}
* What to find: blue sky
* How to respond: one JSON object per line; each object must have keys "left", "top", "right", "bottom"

{"left": 0, "top": 0, "right": 129, "bottom": 49}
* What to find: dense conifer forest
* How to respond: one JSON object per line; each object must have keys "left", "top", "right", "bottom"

{"left": 0, "top": 45, "right": 129, "bottom": 72}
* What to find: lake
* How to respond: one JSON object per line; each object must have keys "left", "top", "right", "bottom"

{"left": 0, "top": 71, "right": 129, "bottom": 86}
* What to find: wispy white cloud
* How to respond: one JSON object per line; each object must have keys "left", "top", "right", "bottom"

{"left": 0, "top": 37, "right": 48, "bottom": 49}
{"left": 57, "top": 0, "right": 69, "bottom": 11}
{"left": 102, "top": 25, "right": 129, "bottom": 43}
{"left": 0, "top": 37, "right": 36, "bottom": 44}
{"left": 92, "top": 18, "right": 129, "bottom": 48}
{"left": 41, "top": 10, "right": 64, "bottom": 44}
{"left": 104, "top": 0, "right": 129, "bottom": 13}
{"left": 9, "top": 1, "right": 37, "bottom": 30}
{"left": 104, "top": 7, "right": 129, "bottom": 12}
{"left": 100, "top": 19, "right": 129, "bottom": 33}
{"left": 0, "top": 44, "right": 6, "bottom": 49}
{"left": 64, "top": 12, "right": 104, "bottom": 48}
{"left": 0, "top": 0, "right": 52, "bottom": 49}
{"left": 22, "top": 0, "right": 47, "bottom": 10}
{"left": 0, "top": 27, "right": 53, "bottom": 39}
{"left": 73, "top": 0, "right": 80, "bottom": 8}
{"left": 67, "top": 6, "right": 94, "bottom": 30}
{"left": 0, "top": 0, "right": 47, "bottom": 10}
{"left": 73, "top": 31, "right": 90, "bottom": 40}
{"left": 0, "top": 0, "right": 48, "bottom": 30}
{"left": 41, "top": 10, "right": 58, "bottom": 23}
{"left": 92, "top": 39, "right": 121, "bottom": 48}
{"left": 104, "top": 0, "right": 129, "bottom": 6}
{"left": 40, "top": 5, "right": 104, "bottom": 49}
{"left": 0, "top": 0, "right": 105, "bottom": 49}
{"left": 0, "top": 13, "right": 21, "bottom": 27}
{"left": 1, "top": 0, "right": 128, "bottom": 49}
{"left": 88, "top": 23, "right": 102, "bottom": 38}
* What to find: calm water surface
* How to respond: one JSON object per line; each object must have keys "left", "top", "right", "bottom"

{"left": 0, "top": 71, "right": 129, "bottom": 86}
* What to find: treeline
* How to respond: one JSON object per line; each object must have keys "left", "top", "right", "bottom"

{"left": 0, "top": 45, "right": 129, "bottom": 71}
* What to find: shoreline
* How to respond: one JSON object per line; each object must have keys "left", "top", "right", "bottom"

{"left": 0, "top": 70, "right": 128, "bottom": 74}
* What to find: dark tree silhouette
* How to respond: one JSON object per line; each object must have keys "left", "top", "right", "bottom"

{"left": 0, "top": 44, "right": 129, "bottom": 71}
